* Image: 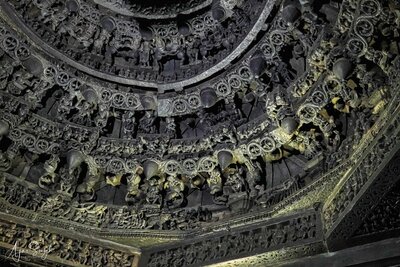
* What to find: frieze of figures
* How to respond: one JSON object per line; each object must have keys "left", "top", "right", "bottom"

{"left": 0, "top": 175, "right": 213, "bottom": 230}
{"left": 5, "top": 0, "right": 264, "bottom": 85}
{"left": 0, "top": 220, "right": 136, "bottom": 266}
{"left": 145, "top": 210, "right": 320, "bottom": 266}
{"left": 94, "top": 0, "right": 212, "bottom": 19}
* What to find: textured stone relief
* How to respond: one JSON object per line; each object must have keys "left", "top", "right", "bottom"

{"left": 94, "top": 0, "right": 212, "bottom": 19}
{"left": 144, "top": 210, "right": 320, "bottom": 267}
{"left": 6, "top": 0, "right": 264, "bottom": 85}
{"left": 322, "top": 0, "right": 400, "bottom": 229}
{"left": 0, "top": 220, "right": 136, "bottom": 266}
{"left": 0, "top": 0, "right": 398, "bottom": 245}
{"left": 354, "top": 174, "right": 400, "bottom": 237}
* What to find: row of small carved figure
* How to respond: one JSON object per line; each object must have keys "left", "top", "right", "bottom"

{"left": 14, "top": 0, "right": 254, "bottom": 80}
{"left": 0, "top": 177, "right": 213, "bottom": 230}
{"left": 100, "top": 0, "right": 209, "bottom": 16}
{"left": 147, "top": 214, "right": 317, "bottom": 266}
{"left": 0, "top": 222, "right": 134, "bottom": 266}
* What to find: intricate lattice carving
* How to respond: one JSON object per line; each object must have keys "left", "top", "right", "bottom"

{"left": 0, "top": 0, "right": 399, "bottom": 265}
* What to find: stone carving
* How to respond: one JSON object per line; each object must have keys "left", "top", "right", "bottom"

{"left": 321, "top": 0, "right": 400, "bottom": 236}
{"left": 354, "top": 176, "right": 400, "bottom": 237}
{"left": 5, "top": 0, "right": 264, "bottom": 85}
{"left": 95, "top": 0, "right": 211, "bottom": 19}
{"left": 145, "top": 210, "right": 320, "bottom": 267}
{"left": 0, "top": 0, "right": 398, "bottom": 242}
{"left": 0, "top": 220, "right": 136, "bottom": 266}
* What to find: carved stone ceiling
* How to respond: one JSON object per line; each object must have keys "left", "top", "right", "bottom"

{"left": 0, "top": 0, "right": 399, "bottom": 266}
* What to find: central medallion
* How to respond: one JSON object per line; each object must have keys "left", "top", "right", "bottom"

{"left": 3, "top": 0, "right": 276, "bottom": 91}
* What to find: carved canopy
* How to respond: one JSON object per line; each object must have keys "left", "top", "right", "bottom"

{"left": 0, "top": 0, "right": 399, "bottom": 266}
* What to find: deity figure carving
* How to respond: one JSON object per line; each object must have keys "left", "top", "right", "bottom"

{"left": 38, "top": 155, "right": 60, "bottom": 189}
{"left": 138, "top": 111, "right": 157, "bottom": 134}
{"left": 165, "top": 174, "right": 185, "bottom": 208}
{"left": 207, "top": 168, "right": 223, "bottom": 195}
{"left": 125, "top": 166, "right": 143, "bottom": 202}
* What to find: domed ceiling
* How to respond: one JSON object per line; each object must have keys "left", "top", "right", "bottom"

{"left": 0, "top": 0, "right": 400, "bottom": 266}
